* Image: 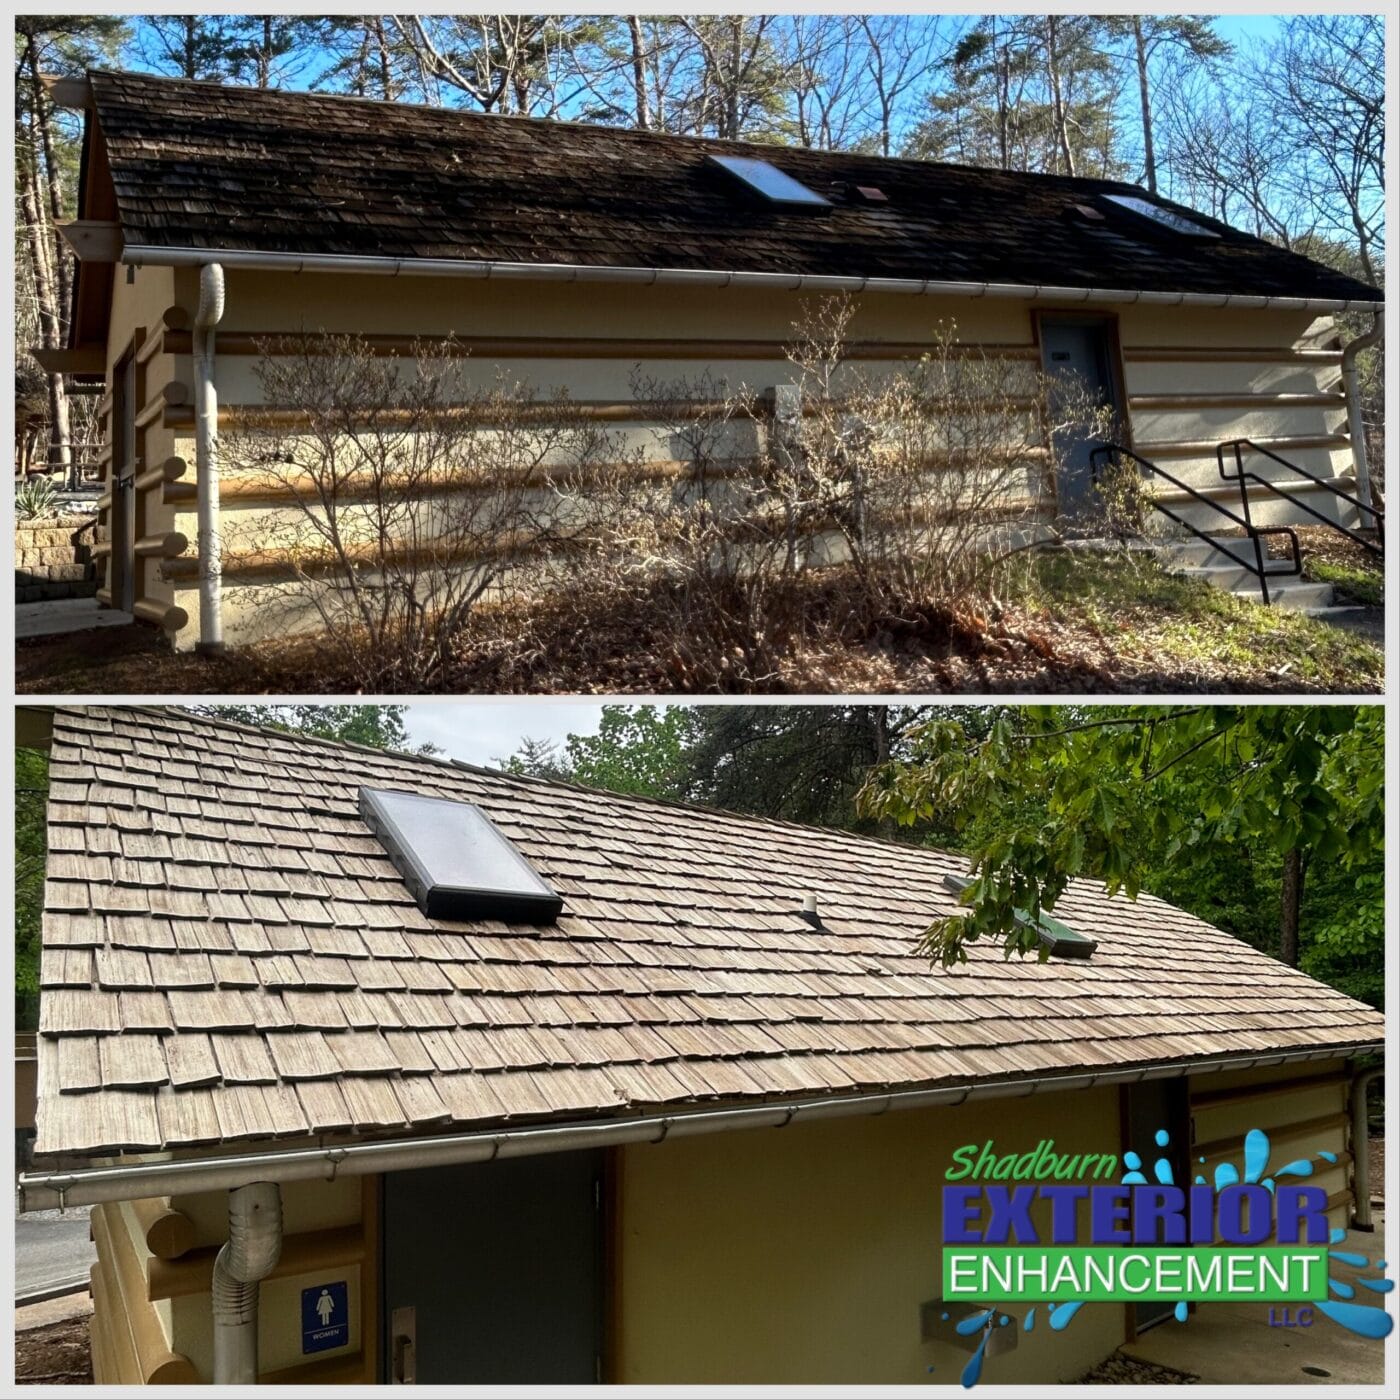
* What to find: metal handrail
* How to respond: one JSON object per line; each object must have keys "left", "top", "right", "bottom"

{"left": 1091, "top": 443, "right": 1302, "bottom": 606}
{"left": 1217, "top": 437, "right": 1383, "bottom": 556}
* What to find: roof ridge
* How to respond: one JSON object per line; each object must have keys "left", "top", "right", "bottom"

{"left": 65, "top": 704, "right": 962, "bottom": 864}
{"left": 85, "top": 65, "right": 1154, "bottom": 198}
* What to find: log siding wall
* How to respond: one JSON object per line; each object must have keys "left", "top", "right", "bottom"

{"left": 91, "top": 269, "right": 1361, "bottom": 650}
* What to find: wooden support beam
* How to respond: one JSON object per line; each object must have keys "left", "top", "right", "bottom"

{"left": 162, "top": 305, "right": 190, "bottom": 331}
{"left": 95, "top": 588, "right": 112, "bottom": 606}
{"left": 159, "top": 380, "right": 189, "bottom": 406}
{"left": 1195, "top": 1110, "right": 1349, "bottom": 1160}
{"left": 134, "top": 531, "right": 190, "bottom": 559}
{"left": 40, "top": 74, "right": 93, "bottom": 109}
{"left": 57, "top": 220, "right": 123, "bottom": 263}
{"left": 134, "top": 398, "right": 167, "bottom": 432}
{"left": 131, "top": 599, "right": 190, "bottom": 632}
{"left": 164, "top": 482, "right": 197, "bottom": 507}
{"left": 30, "top": 345, "right": 106, "bottom": 376}
{"left": 90, "top": 541, "right": 113, "bottom": 559}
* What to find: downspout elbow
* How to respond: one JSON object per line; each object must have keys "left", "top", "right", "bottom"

{"left": 1339, "top": 310, "right": 1382, "bottom": 515}
{"left": 193, "top": 263, "right": 226, "bottom": 653}
{"left": 211, "top": 1181, "right": 282, "bottom": 1385}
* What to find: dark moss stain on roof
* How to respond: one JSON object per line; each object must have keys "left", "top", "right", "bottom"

{"left": 89, "top": 70, "right": 1380, "bottom": 303}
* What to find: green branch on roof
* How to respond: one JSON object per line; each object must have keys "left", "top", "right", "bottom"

{"left": 858, "top": 704, "right": 1383, "bottom": 970}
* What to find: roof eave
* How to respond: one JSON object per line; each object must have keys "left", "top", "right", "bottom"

{"left": 118, "top": 244, "right": 1381, "bottom": 315}
{"left": 19, "top": 1039, "right": 1380, "bottom": 1211}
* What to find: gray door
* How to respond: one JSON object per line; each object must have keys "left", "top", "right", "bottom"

{"left": 1124, "top": 1080, "right": 1189, "bottom": 1333}
{"left": 116, "top": 355, "right": 137, "bottom": 612}
{"left": 1040, "top": 318, "right": 1120, "bottom": 518}
{"left": 382, "top": 1150, "right": 603, "bottom": 1384}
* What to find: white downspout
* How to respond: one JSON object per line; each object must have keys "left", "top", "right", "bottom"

{"left": 1348, "top": 1065, "right": 1383, "bottom": 1231}
{"left": 1340, "top": 310, "right": 1382, "bottom": 515}
{"left": 193, "top": 262, "right": 226, "bottom": 652}
{"left": 211, "top": 1181, "right": 282, "bottom": 1384}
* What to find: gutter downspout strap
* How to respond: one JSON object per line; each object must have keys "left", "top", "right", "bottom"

{"left": 193, "top": 263, "right": 226, "bottom": 653}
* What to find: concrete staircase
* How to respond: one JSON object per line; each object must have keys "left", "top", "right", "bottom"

{"left": 1155, "top": 535, "right": 1353, "bottom": 617}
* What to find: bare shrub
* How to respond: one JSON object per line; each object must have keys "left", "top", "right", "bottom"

{"left": 580, "top": 297, "right": 1113, "bottom": 685}
{"left": 221, "top": 335, "right": 626, "bottom": 688}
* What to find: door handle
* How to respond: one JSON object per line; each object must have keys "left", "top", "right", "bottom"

{"left": 390, "top": 1306, "right": 416, "bottom": 1384}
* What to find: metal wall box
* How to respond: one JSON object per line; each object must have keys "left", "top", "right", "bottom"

{"left": 359, "top": 788, "right": 563, "bottom": 924}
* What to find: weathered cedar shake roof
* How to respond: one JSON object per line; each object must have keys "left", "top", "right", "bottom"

{"left": 87, "top": 69, "right": 1380, "bottom": 305}
{"left": 36, "top": 707, "right": 1382, "bottom": 1159}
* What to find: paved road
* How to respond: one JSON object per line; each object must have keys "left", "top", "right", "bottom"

{"left": 14, "top": 1207, "right": 95, "bottom": 1299}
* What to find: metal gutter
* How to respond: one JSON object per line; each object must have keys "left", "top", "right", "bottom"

{"left": 120, "top": 245, "right": 1382, "bottom": 315}
{"left": 16, "top": 1043, "right": 1372, "bottom": 1211}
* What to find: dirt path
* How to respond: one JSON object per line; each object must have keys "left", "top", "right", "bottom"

{"left": 15, "top": 1315, "right": 92, "bottom": 1385}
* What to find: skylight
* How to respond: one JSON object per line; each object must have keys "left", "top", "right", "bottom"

{"left": 359, "top": 788, "right": 563, "bottom": 924}
{"left": 1101, "top": 193, "right": 1220, "bottom": 239}
{"left": 707, "top": 154, "right": 830, "bottom": 207}
{"left": 942, "top": 875, "right": 1097, "bottom": 960}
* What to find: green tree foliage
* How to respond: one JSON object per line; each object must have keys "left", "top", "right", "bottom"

{"left": 859, "top": 706, "right": 1383, "bottom": 998}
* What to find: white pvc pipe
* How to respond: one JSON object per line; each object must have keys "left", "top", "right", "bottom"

{"left": 193, "top": 263, "right": 226, "bottom": 652}
{"left": 1340, "top": 310, "right": 1383, "bottom": 513}
{"left": 1349, "top": 1065, "right": 1383, "bottom": 1230}
{"left": 211, "top": 1181, "right": 282, "bottom": 1385}
{"left": 119, "top": 244, "right": 1380, "bottom": 315}
{"left": 16, "top": 1042, "right": 1365, "bottom": 1211}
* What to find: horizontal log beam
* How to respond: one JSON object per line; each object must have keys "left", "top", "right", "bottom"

{"left": 1128, "top": 392, "right": 1346, "bottom": 412}
{"left": 30, "top": 345, "right": 106, "bottom": 376}
{"left": 1135, "top": 433, "right": 1348, "bottom": 460}
{"left": 1190, "top": 1069, "right": 1348, "bottom": 1111}
{"left": 134, "top": 397, "right": 167, "bottom": 432}
{"left": 1123, "top": 346, "right": 1344, "bottom": 364}
{"left": 130, "top": 598, "right": 190, "bottom": 631}
{"left": 147, "top": 1224, "right": 364, "bottom": 1301}
{"left": 90, "top": 541, "right": 112, "bottom": 559}
{"left": 1195, "top": 1110, "right": 1349, "bottom": 1160}
{"left": 129, "top": 1196, "right": 197, "bottom": 1262}
{"left": 57, "top": 220, "right": 123, "bottom": 263}
{"left": 164, "top": 482, "right": 197, "bottom": 506}
{"left": 133, "top": 457, "right": 187, "bottom": 493}
{"left": 134, "top": 531, "right": 190, "bottom": 559}
{"left": 159, "top": 328, "right": 1042, "bottom": 363}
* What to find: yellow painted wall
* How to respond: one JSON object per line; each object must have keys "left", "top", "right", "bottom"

{"left": 616, "top": 1087, "right": 1127, "bottom": 1385}
{"left": 1189, "top": 1059, "right": 1353, "bottom": 1227}
{"left": 116, "top": 266, "right": 1358, "bottom": 648}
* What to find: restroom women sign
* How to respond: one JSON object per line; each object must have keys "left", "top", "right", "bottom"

{"left": 302, "top": 1281, "right": 350, "bottom": 1353}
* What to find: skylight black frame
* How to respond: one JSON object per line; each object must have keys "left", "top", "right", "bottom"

{"left": 1099, "top": 192, "right": 1221, "bottom": 240}
{"left": 706, "top": 153, "right": 832, "bottom": 208}
{"left": 359, "top": 787, "right": 563, "bottom": 925}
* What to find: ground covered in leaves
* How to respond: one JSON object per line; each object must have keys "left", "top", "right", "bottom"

{"left": 16, "top": 544, "right": 1382, "bottom": 696}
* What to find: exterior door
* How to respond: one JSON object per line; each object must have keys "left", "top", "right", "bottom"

{"left": 115, "top": 354, "right": 138, "bottom": 612}
{"left": 382, "top": 1150, "right": 603, "bottom": 1384}
{"left": 1123, "top": 1079, "right": 1190, "bottom": 1333}
{"left": 1039, "top": 316, "right": 1122, "bottom": 518}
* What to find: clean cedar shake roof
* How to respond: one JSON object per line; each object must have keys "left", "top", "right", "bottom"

{"left": 88, "top": 69, "right": 1380, "bottom": 305}
{"left": 37, "top": 708, "right": 1382, "bottom": 1158}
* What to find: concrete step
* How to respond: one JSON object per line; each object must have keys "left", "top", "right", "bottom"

{"left": 1179, "top": 565, "right": 1335, "bottom": 610}
{"left": 1158, "top": 536, "right": 1293, "bottom": 569}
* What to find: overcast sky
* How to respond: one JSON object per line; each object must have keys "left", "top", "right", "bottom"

{"left": 403, "top": 701, "right": 609, "bottom": 768}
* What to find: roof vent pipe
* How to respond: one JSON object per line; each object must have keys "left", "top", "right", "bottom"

{"left": 211, "top": 1181, "right": 282, "bottom": 1385}
{"left": 1340, "top": 310, "right": 1382, "bottom": 515}
{"left": 799, "top": 894, "right": 824, "bottom": 930}
{"left": 193, "top": 262, "right": 226, "bottom": 653}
